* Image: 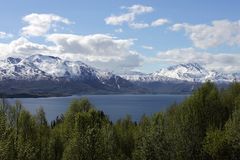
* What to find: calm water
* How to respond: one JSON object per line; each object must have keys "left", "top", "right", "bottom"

{"left": 8, "top": 94, "right": 188, "bottom": 122}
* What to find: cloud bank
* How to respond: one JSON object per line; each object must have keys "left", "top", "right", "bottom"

{"left": 172, "top": 20, "right": 240, "bottom": 49}
{"left": 0, "top": 11, "right": 239, "bottom": 74}
{"left": 105, "top": 4, "right": 169, "bottom": 30}
{"left": 105, "top": 4, "right": 153, "bottom": 25}
{"left": 21, "top": 13, "right": 72, "bottom": 37}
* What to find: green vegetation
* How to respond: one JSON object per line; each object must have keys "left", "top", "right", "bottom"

{"left": 0, "top": 82, "right": 240, "bottom": 160}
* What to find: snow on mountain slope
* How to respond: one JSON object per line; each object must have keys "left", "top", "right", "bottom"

{"left": 0, "top": 54, "right": 121, "bottom": 84}
{"left": 0, "top": 55, "right": 239, "bottom": 84}
{"left": 0, "top": 57, "right": 51, "bottom": 80}
{"left": 121, "top": 71, "right": 179, "bottom": 82}
{"left": 25, "top": 54, "right": 98, "bottom": 80}
{"left": 154, "top": 63, "right": 208, "bottom": 82}
{"left": 122, "top": 63, "right": 239, "bottom": 83}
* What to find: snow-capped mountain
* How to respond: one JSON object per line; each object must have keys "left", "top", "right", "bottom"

{"left": 0, "top": 54, "right": 135, "bottom": 91}
{"left": 1, "top": 55, "right": 237, "bottom": 84}
{"left": 0, "top": 55, "right": 238, "bottom": 97}
{"left": 0, "top": 54, "right": 113, "bottom": 81}
{"left": 0, "top": 56, "right": 50, "bottom": 80}
{"left": 121, "top": 63, "right": 239, "bottom": 83}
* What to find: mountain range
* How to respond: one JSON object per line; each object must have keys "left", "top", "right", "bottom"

{"left": 121, "top": 63, "right": 239, "bottom": 83}
{"left": 0, "top": 54, "right": 238, "bottom": 97}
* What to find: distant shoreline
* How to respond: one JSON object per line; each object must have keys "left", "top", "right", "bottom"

{"left": 3, "top": 91, "right": 192, "bottom": 99}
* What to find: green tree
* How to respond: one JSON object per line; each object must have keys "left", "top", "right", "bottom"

{"left": 133, "top": 113, "right": 170, "bottom": 160}
{"left": 35, "top": 107, "right": 50, "bottom": 160}
{"left": 48, "top": 125, "right": 64, "bottom": 160}
{"left": 165, "top": 82, "right": 228, "bottom": 159}
{"left": 113, "top": 115, "right": 136, "bottom": 159}
{"left": 203, "top": 128, "right": 229, "bottom": 160}
{"left": 17, "top": 109, "right": 38, "bottom": 160}
{"left": 62, "top": 98, "right": 113, "bottom": 160}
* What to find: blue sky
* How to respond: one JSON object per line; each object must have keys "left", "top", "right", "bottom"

{"left": 0, "top": 0, "right": 240, "bottom": 73}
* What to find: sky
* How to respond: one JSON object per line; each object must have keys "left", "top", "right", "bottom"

{"left": 0, "top": 0, "right": 240, "bottom": 73}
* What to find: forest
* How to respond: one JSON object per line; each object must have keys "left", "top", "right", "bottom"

{"left": 0, "top": 82, "right": 240, "bottom": 160}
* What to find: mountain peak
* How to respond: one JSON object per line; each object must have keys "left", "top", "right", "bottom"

{"left": 122, "top": 62, "right": 239, "bottom": 83}
{"left": 0, "top": 54, "right": 124, "bottom": 84}
{"left": 181, "top": 62, "right": 203, "bottom": 68}
{"left": 7, "top": 57, "right": 22, "bottom": 64}
{"left": 26, "top": 54, "right": 62, "bottom": 63}
{"left": 0, "top": 55, "right": 239, "bottom": 84}
{"left": 167, "top": 63, "right": 205, "bottom": 71}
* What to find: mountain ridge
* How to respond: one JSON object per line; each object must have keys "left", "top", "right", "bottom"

{"left": 0, "top": 55, "right": 143, "bottom": 97}
{"left": 0, "top": 54, "right": 238, "bottom": 97}
{"left": 121, "top": 63, "right": 239, "bottom": 83}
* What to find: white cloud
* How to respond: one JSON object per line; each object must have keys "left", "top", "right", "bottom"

{"left": 171, "top": 20, "right": 240, "bottom": 49}
{"left": 114, "top": 28, "right": 123, "bottom": 33}
{"left": 157, "top": 48, "right": 240, "bottom": 73}
{"left": 129, "top": 22, "right": 149, "bottom": 29}
{"left": 105, "top": 5, "right": 170, "bottom": 30}
{"left": 142, "top": 45, "right": 154, "bottom": 50}
{"left": 105, "top": 13, "right": 135, "bottom": 25}
{"left": 129, "top": 18, "right": 169, "bottom": 29}
{"left": 46, "top": 33, "right": 134, "bottom": 57}
{"left": 45, "top": 33, "right": 143, "bottom": 72}
{"left": 85, "top": 52, "right": 143, "bottom": 73}
{"left": 126, "top": 4, "right": 154, "bottom": 14}
{"left": 0, "top": 31, "right": 13, "bottom": 39}
{"left": 9, "top": 37, "right": 56, "bottom": 54}
{"left": 105, "top": 4, "right": 153, "bottom": 26}
{"left": 0, "top": 37, "right": 57, "bottom": 58}
{"left": 0, "top": 33, "right": 143, "bottom": 72}
{"left": 151, "top": 18, "right": 169, "bottom": 27}
{"left": 21, "top": 13, "right": 72, "bottom": 37}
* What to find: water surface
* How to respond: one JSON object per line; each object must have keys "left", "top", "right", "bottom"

{"left": 8, "top": 94, "right": 188, "bottom": 122}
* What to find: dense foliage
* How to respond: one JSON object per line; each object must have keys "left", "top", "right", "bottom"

{"left": 0, "top": 82, "right": 240, "bottom": 160}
